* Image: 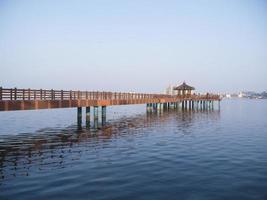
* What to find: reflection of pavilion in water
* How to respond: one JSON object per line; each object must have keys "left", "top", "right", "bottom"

{"left": 0, "top": 109, "right": 220, "bottom": 182}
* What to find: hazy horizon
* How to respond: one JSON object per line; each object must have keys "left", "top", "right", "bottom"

{"left": 1, "top": 0, "right": 267, "bottom": 93}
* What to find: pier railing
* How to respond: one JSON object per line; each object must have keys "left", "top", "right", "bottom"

{"left": 0, "top": 87, "right": 220, "bottom": 101}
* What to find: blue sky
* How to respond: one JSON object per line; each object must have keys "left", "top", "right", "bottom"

{"left": 0, "top": 0, "right": 266, "bottom": 93}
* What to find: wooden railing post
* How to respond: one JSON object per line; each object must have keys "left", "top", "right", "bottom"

{"left": 70, "top": 90, "right": 72, "bottom": 100}
{"left": 22, "top": 89, "right": 25, "bottom": 100}
{"left": 51, "top": 89, "right": 53, "bottom": 100}
{"left": 34, "top": 90, "right": 36, "bottom": 100}
{"left": 10, "top": 88, "right": 13, "bottom": 100}
{"left": 40, "top": 89, "right": 43, "bottom": 100}
{"left": 61, "top": 90, "right": 63, "bottom": 100}
{"left": 28, "top": 88, "right": 30, "bottom": 100}
{"left": 0, "top": 87, "right": 2, "bottom": 100}
{"left": 14, "top": 88, "right": 17, "bottom": 100}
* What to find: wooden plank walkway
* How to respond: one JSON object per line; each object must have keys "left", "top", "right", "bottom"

{"left": 0, "top": 87, "right": 220, "bottom": 111}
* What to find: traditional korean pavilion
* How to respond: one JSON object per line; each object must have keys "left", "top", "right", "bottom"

{"left": 173, "top": 82, "right": 195, "bottom": 95}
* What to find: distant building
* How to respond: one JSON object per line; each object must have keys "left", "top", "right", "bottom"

{"left": 165, "top": 85, "right": 177, "bottom": 95}
{"left": 238, "top": 92, "right": 244, "bottom": 98}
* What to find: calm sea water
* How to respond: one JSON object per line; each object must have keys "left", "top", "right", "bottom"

{"left": 0, "top": 99, "right": 267, "bottom": 200}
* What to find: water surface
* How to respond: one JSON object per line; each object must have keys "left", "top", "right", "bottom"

{"left": 0, "top": 99, "right": 267, "bottom": 200}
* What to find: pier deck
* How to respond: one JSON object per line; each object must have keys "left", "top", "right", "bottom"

{"left": 0, "top": 87, "right": 220, "bottom": 112}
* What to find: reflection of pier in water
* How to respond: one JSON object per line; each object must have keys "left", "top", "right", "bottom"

{"left": 0, "top": 109, "right": 220, "bottom": 182}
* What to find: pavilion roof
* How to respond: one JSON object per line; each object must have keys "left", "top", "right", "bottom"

{"left": 173, "top": 82, "right": 195, "bottom": 90}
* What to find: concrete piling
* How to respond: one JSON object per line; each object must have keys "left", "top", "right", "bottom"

{"left": 102, "top": 106, "right": 106, "bottom": 126}
{"left": 77, "top": 107, "right": 82, "bottom": 128}
{"left": 93, "top": 106, "right": 99, "bottom": 129}
{"left": 86, "top": 107, "right": 90, "bottom": 128}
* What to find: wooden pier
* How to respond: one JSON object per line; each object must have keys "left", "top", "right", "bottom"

{"left": 0, "top": 83, "right": 221, "bottom": 127}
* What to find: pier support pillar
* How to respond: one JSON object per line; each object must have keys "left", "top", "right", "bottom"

{"left": 86, "top": 107, "right": 90, "bottom": 128}
{"left": 146, "top": 104, "right": 150, "bottom": 112}
{"left": 163, "top": 103, "right": 166, "bottom": 110}
{"left": 189, "top": 101, "right": 191, "bottom": 110}
{"left": 77, "top": 107, "right": 82, "bottom": 128}
{"left": 93, "top": 106, "right": 99, "bottom": 129}
{"left": 102, "top": 106, "right": 106, "bottom": 126}
{"left": 153, "top": 103, "right": 157, "bottom": 111}
{"left": 209, "top": 101, "right": 212, "bottom": 110}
